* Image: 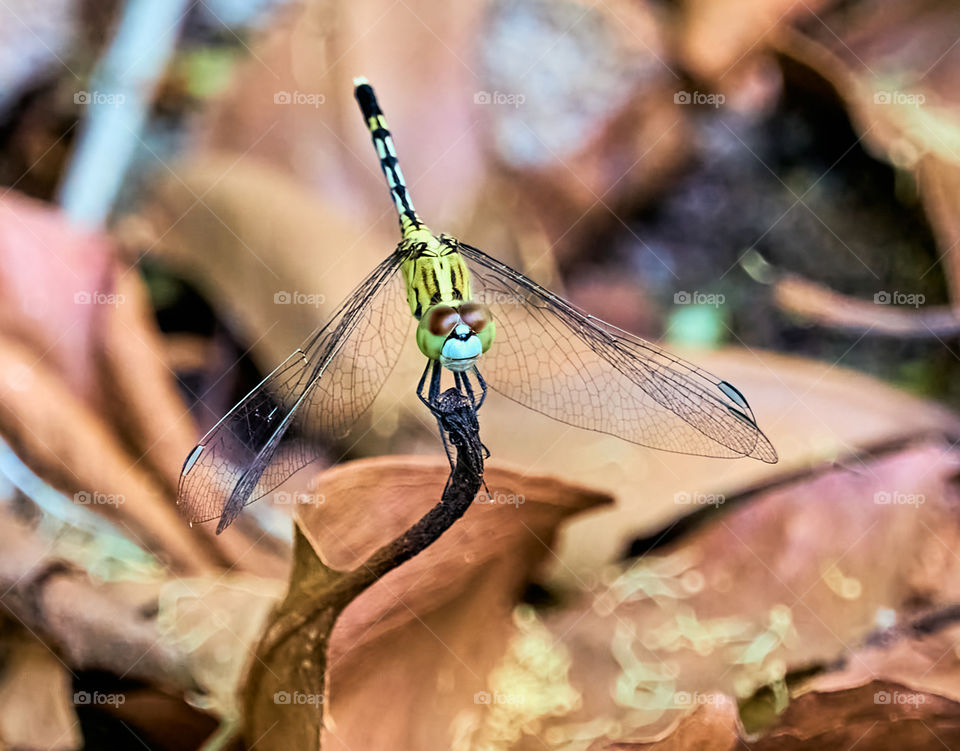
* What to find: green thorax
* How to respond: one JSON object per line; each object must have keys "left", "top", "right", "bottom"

{"left": 399, "top": 227, "right": 472, "bottom": 319}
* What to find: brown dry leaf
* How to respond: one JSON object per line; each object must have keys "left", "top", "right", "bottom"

{"left": 520, "top": 440, "right": 960, "bottom": 746}
{"left": 155, "top": 574, "right": 285, "bottom": 720}
{"left": 806, "top": 618, "right": 960, "bottom": 705}
{"left": 141, "top": 155, "right": 394, "bottom": 374}
{"left": 286, "top": 456, "right": 611, "bottom": 750}
{"left": 182, "top": 0, "right": 686, "bottom": 271}
{"left": 96, "top": 262, "right": 200, "bottom": 499}
{"left": 0, "top": 333, "right": 218, "bottom": 573}
{"left": 752, "top": 681, "right": 960, "bottom": 750}
{"left": 0, "top": 193, "right": 197, "bottom": 490}
{"left": 471, "top": 0, "right": 686, "bottom": 261}
{"left": 677, "top": 0, "right": 830, "bottom": 82}
{"left": 677, "top": 0, "right": 960, "bottom": 324}
{"left": 599, "top": 694, "right": 741, "bottom": 751}
{"left": 749, "top": 620, "right": 960, "bottom": 748}
{"left": 0, "top": 192, "right": 115, "bottom": 400}
{"left": 771, "top": 1, "right": 960, "bottom": 305}
{"left": 774, "top": 272, "right": 960, "bottom": 336}
{"left": 612, "top": 682, "right": 960, "bottom": 750}
{"left": 0, "top": 193, "right": 283, "bottom": 574}
{"left": 0, "top": 487, "right": 281, "bottom": 734}
{"left": 204, "top": 0, "right": 489, "bottom": 237}
{"left": 0, "top": 506, "right": 189, "bottom": 690}
{"left": 0, "top": 638, "right": 80, "bottom": 750}
{"left": 476, "top": 348, "right": 960, "bottom": 583}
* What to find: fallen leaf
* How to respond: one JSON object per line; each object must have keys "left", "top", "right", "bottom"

{"left": 203, "top": 0, "right": 489, "bottom": 236}
{"left": 599, "top": 694, "right": 741, "bottom": 750}
{"left": 0, "top": 333, "right": 218, "bottom": 573}
{"left": 0, "top": 191, "right": 288, "bottom": 574}
{"left": 95, "top": 264, "right": 201, "bottom": 499}
{"left": 140, "top": 154, "right": 393, "bottom": 376}
{"left": 773, "top": 272, "right": 960, "bottom": 336}
{"left": 771, "top": 1, "right": 960, "bottom": 308}
{"left": 528, "top": 440, "right": 960, "bottom": 745}
{"left": 752, "top": 681, "right": 960, "bottom": 750}
{"left": 288, "top": 455, "right": 611, "bottom": 750}
{"left": 677, "top": 0, "right": 830, "bottom": 82}
{"left": 498, "top": 349, "right": 960, "bottom": 583}
{"left": 804, "top": 617, "right": 960, "bottom": 706}
{"left": 0, "top": 192, "right": 115, "bottom": 401}
{"left": 474, "top": 0, "right": 686, "bottom": 261}
{"left": 0, "top": 637, "right": 80, "bottom": 750}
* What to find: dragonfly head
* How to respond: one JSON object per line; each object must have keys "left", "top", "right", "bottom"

{"left": 417, "top": 301, "right": 495, "bottom": 371}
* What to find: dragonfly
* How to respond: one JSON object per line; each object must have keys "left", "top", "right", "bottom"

{"left": 178, "top": 77, "right": 777, "bottom": 533}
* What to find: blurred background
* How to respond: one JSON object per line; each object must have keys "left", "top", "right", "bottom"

{"left": 3, "top": 0, "right": 960, "bottom": 749}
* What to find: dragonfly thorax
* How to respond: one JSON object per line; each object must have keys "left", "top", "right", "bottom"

{"left": 400, "top": 231, "right": 473, "bottom": 319}
{"left": 417, "top": 301, "right": 496, "bottom": 371}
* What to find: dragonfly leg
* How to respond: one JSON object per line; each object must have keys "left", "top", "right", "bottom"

{"left": 417, "top": 360, "right": 456, "bottom": 472}
{"left": 461, "top": 369, "right": 489, "bottom": 459}
{"left": 428, "top": 358, "right": 443, "bottom": 405}
{"left": 472, "top": 366, "right": 488, "bottom": 410}
{"left": 430, "top": 362, "right": 457, "bottom": 470}
{"left": 416, "top": 359, "right": 432, "bottom": 409}
{"left": 417, "top": 358, "right": 445, "bottom": 409}
{"left": 456, "top": 370, "right": 479, "bottom": 410}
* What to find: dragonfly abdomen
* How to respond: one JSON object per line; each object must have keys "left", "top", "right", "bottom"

{"left": 354, "top": 77, "right": 422, "bottom": 234}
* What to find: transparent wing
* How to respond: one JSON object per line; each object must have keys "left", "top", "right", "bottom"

{"left": 458, "top": 243, "right": 777, "bottom": 463}
{"left": 178, "top": 253, "right": 411, "bottom": 530}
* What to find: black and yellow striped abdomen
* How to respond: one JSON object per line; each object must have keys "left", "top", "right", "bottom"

{"left": 354, "top": 79, "right": 473, "bottom": 320}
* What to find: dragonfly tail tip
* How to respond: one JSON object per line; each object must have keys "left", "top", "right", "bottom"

{"left": 353, "top": 75, "right": 370, "bottom": 88}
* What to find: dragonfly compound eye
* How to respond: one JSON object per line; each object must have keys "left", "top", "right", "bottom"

{"left": 418, "top": 304, "right": 462, "bottom": 361}
{"left": 458, "top": 302, "right": 491, "bottom": 332}
{"left": 427, "top": 305, "right": 461, "bottom": 336}
{"left": 462, "top": 302, "right": 496, "bottom": 354}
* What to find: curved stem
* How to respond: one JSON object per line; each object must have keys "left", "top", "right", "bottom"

{"left": 241, "top": 393, "right": 485, "bottom": 750}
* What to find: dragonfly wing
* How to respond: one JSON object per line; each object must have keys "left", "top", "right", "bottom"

{"left": 178, "top": 253, "right": 411, "bottom": 530}
{"left": 458, "top": 243, "right": 777, "bottom": 463}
